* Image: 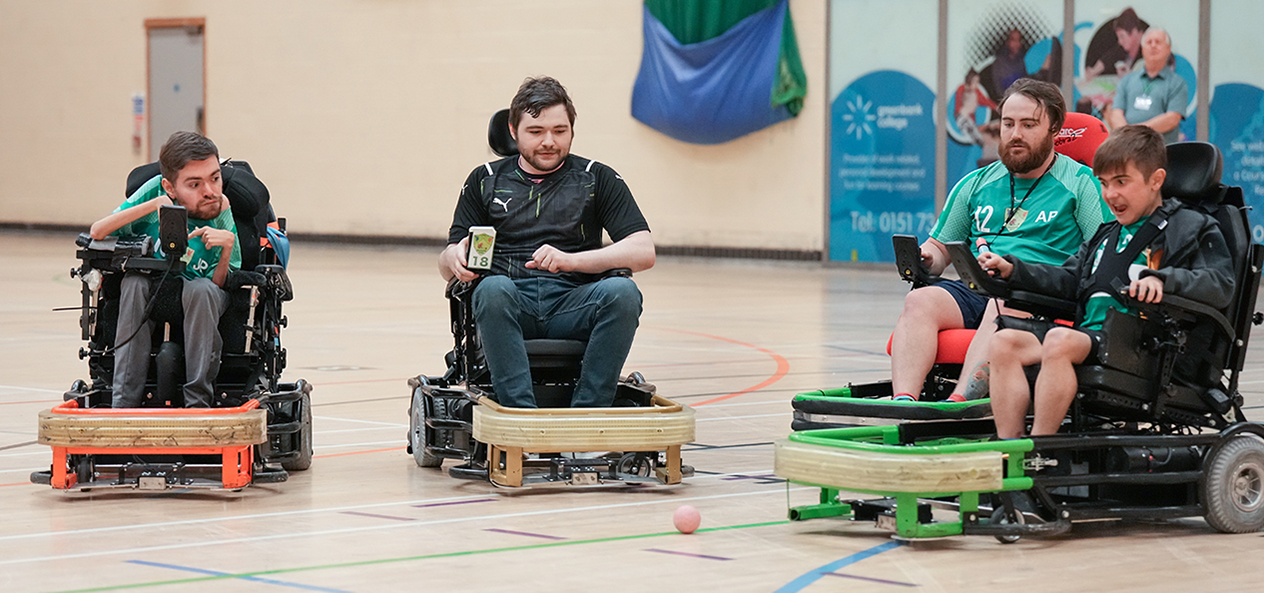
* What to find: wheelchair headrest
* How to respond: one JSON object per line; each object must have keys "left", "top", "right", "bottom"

{"left": 124, "top": 160, "right": 268, "bottom": 221}
{"left": 488, "top": 109, "right": 519, "bottom": 157}
{"left": 1161, "top": 142, "right": 1225, "bottom": 205}
{"left": 1054, "top": 112, "right": 1109, "bottom": 167}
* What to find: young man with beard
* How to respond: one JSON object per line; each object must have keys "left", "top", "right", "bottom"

{"left": 439, "top": 77, "right": 655, "bottom": 408}
{"left": 89, "top": 131, "right": 241, "bottom": 408}
{"left": 890, "top": 78, "right": 1109, "bottom": 402}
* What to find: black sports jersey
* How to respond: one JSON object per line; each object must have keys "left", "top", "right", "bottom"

{"left": 448, "top": 155, "right": 650, "bottom": 280}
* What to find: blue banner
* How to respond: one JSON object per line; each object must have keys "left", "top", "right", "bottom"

{"left": 1210, "top": 82, "right": 1264, "bottom": 242}
{"left": 829, "top": 70, "right": 937, "bottom": 262}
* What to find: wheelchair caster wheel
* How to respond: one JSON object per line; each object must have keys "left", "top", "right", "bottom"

{"left": 615, "top": 452, "right": 654, "bottom": 477}
{"left": 990, "top": 507, "right": 1025, "bottom": 544}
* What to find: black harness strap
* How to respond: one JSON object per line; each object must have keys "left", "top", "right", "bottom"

{"left": 1077, "top": 205, "right": 1174, "bottom": 322}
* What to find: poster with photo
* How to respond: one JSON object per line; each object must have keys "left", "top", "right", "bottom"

{"left": 828, "top": 0, "right": 938, "bottom": 263}
{"left": 945, "top": 1, "right": 1066, "bottom": 191}
{"left": 1073, "top": 1, "right": 1199, "bottom": 142}
{"left": 1209, "top": 0, "right": 1264, "bottom": 240}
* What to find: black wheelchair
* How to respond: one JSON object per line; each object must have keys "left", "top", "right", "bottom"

{"left": 778, "top": 142, "right": 1264, "bottom": 539}
{"left": 406, "top": 110, "right": 693, "bottom": 488}
{"left": 31, "top": 159, "right": 312, "bottom": 491}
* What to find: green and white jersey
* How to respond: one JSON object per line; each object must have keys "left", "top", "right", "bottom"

{"left": 1081, "top": 217, "right": 1151, "bottom": 331}
{"left": 112, "top": 174, "right": 242, "bottom": 280}
{"left": 930, "top": 153, "right": 1109, "bottom": 265}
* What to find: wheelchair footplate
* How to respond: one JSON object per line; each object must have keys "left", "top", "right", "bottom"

{"left": 791, "top": 385, "right": 993, "bottom": 431}
{"left": 31, "top": 399, "right": 283, "bottom": 492}
{"left": 774, "top": 422, "right": 1069, "bottom": 541}
{"left": 476, "top": 395, "right": 695, "bottom": 488}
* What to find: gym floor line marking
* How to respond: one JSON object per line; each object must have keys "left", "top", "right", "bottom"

{"left": 9, "top": 487, "right": 808, "bottom": 567}
{"left": 313, "top": 440, "right": 402, "bottom": 450}
{"left": 0, "top": 384, "right": 64, "bottom": 394}
{"left": 0, "top": 468, "right": 776, "bottom": 544}
{"left": 312, "top": 415, "right": 409, "bottom": 427}
{"left": 0, "top": 440, "right": 38, "bottom": 451}
{"left": 772, "top": 541, "right": 903, "bottom": 593}
{"left": 696, "top": 412, "right": 791, "bottom": 422}
{"left": 124, "top": 560, "right": 350, "bottom": 593}
{"left": 312, "top": 446, "right": 406, "bottom": 459}
{"left": 341, "top": 511, "right": 415, "bottom": 522}
{"left": 646, "top": 327, "right": 790, "bottom": 406}
{"left": 55, "top": 520, "right": 789, "bottom": 593}
{"left": 485, "top": 528, "right": 566, "bottom": 540}
{"left": 824, "top": 572, "right": 918, "bottom": 587}
{"left": 644, "top": 548, "right": 732, "bottom": 561}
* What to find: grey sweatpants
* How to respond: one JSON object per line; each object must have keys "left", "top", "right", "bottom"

{"left": 112, "top": 272, "right": 228, "bottom": 408}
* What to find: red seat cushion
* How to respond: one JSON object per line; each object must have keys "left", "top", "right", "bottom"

{"left": 886, "top": 329, "right": 976, "bottom": 365}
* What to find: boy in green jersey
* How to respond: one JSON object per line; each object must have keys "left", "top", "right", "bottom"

{"left": 89, "top": 132, "right": 241, "bottom": 408}
{"left": 979, "top": 126, "right": 1234, "bottom": 438}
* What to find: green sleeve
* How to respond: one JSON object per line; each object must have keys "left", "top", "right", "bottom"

{"left": 930, "top": 169, "right": 981, "bottom": 243}
{"left": 111, "top": 174, "right": 165, "bottom": 237}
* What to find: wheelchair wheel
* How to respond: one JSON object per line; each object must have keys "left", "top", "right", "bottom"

{"left": 410, "top": 387, "right": 443, "bottom": 468}
{"left": 281, "top": 386, "right": 313, "bottom": 472}
{"left": 1202, "top": 434, "right": 1264, "bottom": 533}
{"left": 990, "top": 506, "right": 1025, "bottom": 544}
{"left": 616, "top": 452, "right": 654, "bottom": 477}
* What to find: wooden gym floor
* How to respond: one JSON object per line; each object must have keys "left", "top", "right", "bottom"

{"left": 2, "top": 230, "right": 1263, "bottom": 592}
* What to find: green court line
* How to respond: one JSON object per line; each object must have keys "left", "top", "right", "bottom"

{"left": 55, "top": 520, "right": 790, "bottom": 592}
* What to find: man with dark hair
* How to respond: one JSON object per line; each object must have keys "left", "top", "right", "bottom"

{"left": 89, "top": 131, "right": 241, "bottom": 408}
{"left": 1108, "top": 27, "right": 1188, "bottom": 143}
{"left": 980, "top": 125, "right": 1233, "bottom": 437}
{"left": 890, "top": 78, "right": 1109, "bottom": 403}
{"left": 439, "top": 76, "right": 654, "bottom": 408}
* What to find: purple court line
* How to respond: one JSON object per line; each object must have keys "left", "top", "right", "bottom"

{"left": 484, "top": 528, "right": 568, "bottom": 541}
{"left": 643, "top": 548, "right": 733, "bottom": 561}
{"left": 127, "top": 560, "right": 350, "bottom": 592}
{"left": 341, "top": 511, "right": 416, "bottom": 522}
{"left": 721, "top": 473, "right": 781, "bottom": 483}
{"left": 414, "top": 497, "right": 497, "bottom": 508}
{"left": 825, "top": 572, "right": 918, "bottom": 587}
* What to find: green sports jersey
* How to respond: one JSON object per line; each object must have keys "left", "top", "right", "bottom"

{"left": 1080, "top": 217, "right": 1151, "bottom": 331}
{"left": 112, "top": 174, "right": 242, "bottom": 280}
{"left": 930, "top": 153, "right": 1109, "bottom": 265}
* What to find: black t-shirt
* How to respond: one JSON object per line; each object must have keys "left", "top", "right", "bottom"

{"left": 447, "top": 155, "right": 650, "bottom": 280}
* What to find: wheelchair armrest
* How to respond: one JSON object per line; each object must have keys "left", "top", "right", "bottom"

{"left": 1003, "top": 290, "right": 1078, "bottom": 321}
{"left": 246, "top": 264, "right": 294, "bottom": 301}
{"left": 446, "top": 276, "right": 481, "bottom": 300}
{"left": 944, "top": 241, "right": 1012, "bottom": 299}
{"left": 892, "top": 234, "right": 941, "bottom": 288}
{"left": 1116, "top": 287, "right": 1236, "bottom": 341}
{"left": 598, "top": 268, "right": 633, "bottom": 279}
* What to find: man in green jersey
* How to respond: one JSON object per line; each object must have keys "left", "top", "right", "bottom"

{"left": 891, "top": 79, "right": 1109, "bottom": 402}
{"left": 980, "top": 125, "right": 1234, "bottom": 438}
{"left": 89, "top": 132, "right": 241, "bottom": 408}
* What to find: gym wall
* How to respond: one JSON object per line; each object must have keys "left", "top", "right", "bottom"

{"left": 0, "top": 0, "right": 827, "bottom": 255}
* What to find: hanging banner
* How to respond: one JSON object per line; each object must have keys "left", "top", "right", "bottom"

{"left": 944, "top": 1, "right": 1065, "bottom": 192}
{"left": 1209, "top": 0, "right": 1264, "bottom": 240}
{"left": 828, "top": 0, "right": 938, "bottom": 263}
{"left": 1072, "top": 1, "right": 1199, "bottom": 142}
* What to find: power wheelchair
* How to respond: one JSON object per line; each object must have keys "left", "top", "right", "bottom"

{"left": 406, "top": 110, "right": 694, "bottom": 489}
{"left": 776, "top": 141, "right": 1264, "bottom": 540}
{"left": 31, "top": 159, "right": 312, "bottom": 492}
{"left": 792, "top": 114, "right": 1112, "bottom": 429}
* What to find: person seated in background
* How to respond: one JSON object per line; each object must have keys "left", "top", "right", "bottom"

{"left": 890, "top": 79, "right": 1108, "bottom": 403}
{"left": 980, "top": 125, "right": 1234, "bottom": 438}
{"left": 89, "top": 131, "right": 241, "bottom": 408}
{"left": 438, "top": 76, "right": 654, "bottom": 408}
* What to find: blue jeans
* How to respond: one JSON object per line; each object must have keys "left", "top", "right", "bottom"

{"left": 472, "top": 275, "right": 642, "bottom": 408}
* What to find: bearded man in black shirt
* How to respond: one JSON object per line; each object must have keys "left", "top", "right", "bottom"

{"left": 439, "top": 77, "right": 655, "bottom": 408}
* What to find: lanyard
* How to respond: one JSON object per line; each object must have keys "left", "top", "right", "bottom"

{"left": 1004, "top": 158, "right": 1056, "bottom": 230}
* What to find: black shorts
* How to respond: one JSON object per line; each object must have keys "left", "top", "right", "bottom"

{"left": 934, "top": 279, "right": 989, "bottom": 329}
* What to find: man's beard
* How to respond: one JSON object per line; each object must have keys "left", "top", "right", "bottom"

{"left": 1000, "top": 132, "right": 1055, "bottom": 174}
{"left": 521, "top": 149, "right": 567, "bottom": 174}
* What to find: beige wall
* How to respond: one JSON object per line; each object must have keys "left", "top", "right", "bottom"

{"left": 0, "top": 0, "right": 826, "bottom": 252}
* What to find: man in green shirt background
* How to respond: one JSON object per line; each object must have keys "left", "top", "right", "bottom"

{"left": 89, "top": 131, "right": 241, "bottom": 408}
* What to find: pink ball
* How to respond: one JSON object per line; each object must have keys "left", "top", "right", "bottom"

{"left": 673, "top": 504, "right": 702, "bottom": 534}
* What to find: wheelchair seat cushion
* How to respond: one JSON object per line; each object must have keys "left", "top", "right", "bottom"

{"left": 1054, "top": 112, "right": 1109, "bottom": 167}
{"left": 524, "top": 339, "right": 587, "bottom": 358}
{"left": 886, "top": 329, "right": 976, "bottom": 365}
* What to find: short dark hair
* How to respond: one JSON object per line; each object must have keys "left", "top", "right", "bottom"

{"left": 158, "top": 131, "right": 219, "bottom": 182}
{"left": 509, "top": 76, "right": 576, "bottom": 130}
{"left": 1093, "top": 125, "right": 1167, "bottom": 179}
{"left": 1114, "top": 8, "right": 1142, "bottom": 33}
{"left": 997, "top": 78, "right": 1066, "bottom": 132}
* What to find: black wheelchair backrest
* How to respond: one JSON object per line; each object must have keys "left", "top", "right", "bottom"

{"left": 488, "top": 108, "right": 519, "bottom": 157}
{"left": 1161, "top": 142, "right": 1224, "bottom": 206}
{"left": 124, "top": 160, "right": 272, "bottom": 271}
